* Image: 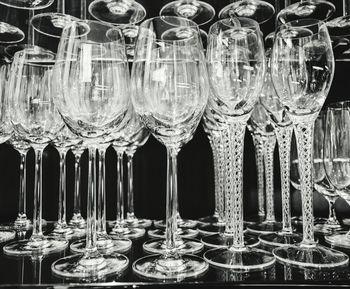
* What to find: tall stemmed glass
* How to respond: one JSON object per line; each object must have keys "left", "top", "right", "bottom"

{"left": 271, "top": 19, "right": 349, "bottom": 268}
{"left": 258, "top": 56, "right": 302, "bottom": 247}
{"left": 4, "top": 48, "right": 68, "bottom": 256}
{"left": 51, "top": 20, "right": 130, "bottom": 279}
{"left": 313, "top": 111, "right": 346, "bottom": 235}
{"left": 203, "top": 17, "right": 275, "bottom": 271}
{"left": 247, "top": 103, "right": 283, "bottom": 235}
{"left": 219, "top": 0, "right": 275, "bottom": 24}
{"left": 323, "top": 101, "right": 350, "bottom": 248}
{"left": 0, "top": 22, "right": 25, "bottom": 45}
{"left": 131, "top": 16, "right": 209, "bottom": 280}
{"left": 277, "top": 0, "right": 335, "bottom": 24}
{"left": 68, "top": 144, "right": 86, "bottom": 228}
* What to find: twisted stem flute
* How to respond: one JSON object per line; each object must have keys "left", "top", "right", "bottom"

{"left": 264, "top": 134, "right": 276, "bottom": 223}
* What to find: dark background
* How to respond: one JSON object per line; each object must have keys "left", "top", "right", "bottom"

{"left": 0, "top": 0, "right": 349, "bottom": 224}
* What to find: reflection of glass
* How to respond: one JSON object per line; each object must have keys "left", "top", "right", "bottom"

{"left": 277, "top": 0, "right": 335, "bottom": 24}
{"left": 160, "top": 0, "right": 215, "bottom": 26}
{"left": 219, "top": 0, "right": 275, "bottom": 24}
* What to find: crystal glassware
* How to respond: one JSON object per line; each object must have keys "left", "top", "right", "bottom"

{"left": 219, "top": 0, "right": 275, "bottom": 24}
{"left": 160, "top": 0, "right": 215, "bottom": 26}
{"left": 277, "top": 0, "right": 335, "bottom": 24}
{"left": 323, "top": 101, "right": 350, "bottom": 248}
{"left": 51, "top": 20, "right": 130, "bottom": 280}
{"left": 258, "top": 55, "right": 302, "bottom": 247}
{"left": 0, "top": 22, "right": 25, "bottom": 44}
{"left": 271, "top": 19, "right": 349, "bottom": 268}
{"left": 4, "top": 48, "right": 68, "bottom": 256}
{"left": 203, "top": 17, "right": 275, "bottom": 271}
{"left": 131, "top": 16, "right": 209, "bottom": 280}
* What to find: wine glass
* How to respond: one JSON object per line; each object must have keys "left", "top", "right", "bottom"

{"left": 51, "top": 20, "right": 130, "bottom": 280}
{"left": 0, "top": 0, "right": 53, "bottom": 9}
{"left": 277, "top": 0, "right": 335, "bottom": 24}
{"left": 246, "top": 102, "right": 283, "bottom": 235}
{"left": 271, "top": 19, "right": 348, "bottom": 268}
{"left": 131, "top": 16, "right": 209, "bottom": 280}
{"left": 219, "top": 0, "right": 275, "bottom": 24}
{"left": 323, "top": 101, "right": 350, "bottom": 248}
{"left": 159, "top": 0, "right": 215, "bottom": 26}
{"left": 313, "top": 110, "right": 347, "bottom": 235}
{"left": 258, "top": 55, "right": 302, "bottom": 247}
{"left": 68, "top": 144, "right": 87, "bottom": 228}
{"left": 203, "top": 17, "right": 274, "bottom": 271}
{"left": 89, "top": 0, "right": 146, "bottom": 25}
{"left": 0, "top": 22, "right": 25, "bottom": 44}
{"left": 3, "top": 47, "right": 68, "bottom": 256}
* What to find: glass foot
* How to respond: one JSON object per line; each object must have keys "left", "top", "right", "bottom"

{"left": 154, "top": 218, "right": 197, "bottom": 229}
{"left": 197, "top": 214, "right": 220, "bottom": 226}
{"left": 0, "top": 230, "right": 16, "bottom": 243}
{"left": 3, "top": 237, "right": 68, "bottom": 256}
{"left": 247, "top": 221, "right": 283, "bottom": 235}
{"left": 49, "top": 225, "right": 80, "bottom": 240}
{"left": 201, "top": 233, "right": 259, "bottom": 249}
{"left": 51, "top": 252, "right": 129, "bottom": 280}
{"left": 124, "top": 217, "right": 152, "bottom": 228}
{"left": 69, "top": 214, "right": 86, "bottom": 229}
{"left": 110, "top": 226, "right": 145, "bottom": 239}
{"left": 325, "top": 232, "right": 350, "bottom": 249}
{"left": 70, "top": 235, "right": 131, "bottom": 254}
{"left": 273, "top": 244, "right": 349, "bottom": 269}
{"left": 314, "top": 221, "right": 347, "bottom": 235}
{"left": 133, "top": 254, "right": 208, "bottom": 280}
{"left": 204, "top": 247, "right": 275, "bottom": 271}
{"left": 259, "top": 232, "right": 302, "bottom": 247}
{"left": 197, "top": 223, "right": 225, "bottom": 236}
{"left": 148, "top": 228, "right": 198, "bottom": 239}
{"left": 143, "top": 238, "right": 204, "bottom": 255}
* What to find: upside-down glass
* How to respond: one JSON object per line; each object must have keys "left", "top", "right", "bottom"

{"left": 271, "top": 19, "right": 348, "bottom": 268}
{"left": 219, "top": 0, "right": 275, "bottom": 24}
{"left": 4, "top": 48, "right": 68, "bottom": 256}
{"left": 324, "top": 101, "right": 350, "bottom": 248}
{"left": 51, "top": 20, "right": 130, "bottom": 280}
{"left": 203, "top": 17, "right": 274, "bottom": 271}
{"left": 131, "top": 16, "right": 209, "bottom": 280}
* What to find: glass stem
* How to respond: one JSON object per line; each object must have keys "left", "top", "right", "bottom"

{"left": 27, "top": 10, "right": 34, "bottom": 46}
{"left": 264, "top": 134, "right": 276, "bottom": 223}
{"left": 126, "top": 149, "right": 135, "bottom": 219}
{"left": 210, "top": 137, "right": 219, "bottom": 218}
{"left": 85, "top": 147, "right": 98, "bottom": 255}
{"left": 73, "top": 153, "right": 82, "bottom": 218}
{"left": 294, "top": 121, "right": 316, "bottom": 247}
{"left": 57, "top": 150, "right": 67, "bottom": 228}
{"left": 17, "top": 150, "right": 28, "bottom": 222}
{"left": 275, "top": 125, "right": 293, "bottom": 233}
{"left": 81, "top": 0, "right": 87, "bottom": 19}
{"left": 252, "top": 133, "right": 265, "bottom": 218}
{"left": 344, "top": 0, "right": 349, "bottom": 16}
{"left": 216, "top": 131, "right": 225, "bottom": 224}
{"left": 97, "top": 148, "right": 107, "bottom": 234}
{"left": 116, "top": 151, "right": 125, "bottom": 225}
{"left": 57, "top": 0, "right": 65, "bottom": 14}
{"left": 326, "top": 200, "right": 339, "bottom": 225}
{"left": 224, "top": 123, "right": 246, "bottom": 250}
{"left": 165, "top": 147, "right": 178, "bottom": 256}
{"left": 31, "top": 148, "right": 44, "bottom": 241}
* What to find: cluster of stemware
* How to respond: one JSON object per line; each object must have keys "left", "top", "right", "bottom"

{"left": 0, "top": 0, "right": 350, "bottom": 283}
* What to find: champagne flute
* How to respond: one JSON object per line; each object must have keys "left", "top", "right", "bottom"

{"left": 4, "top": 47, "right": 68, "bottom": 256}
{"left": 51, "top": 20, "right": 130, "bottom": 279}
{"left": 131, "top": 16, "right": 209, "bottom": 280}
{"left": 271, "top": 19, "right": 348, "bottom": 268}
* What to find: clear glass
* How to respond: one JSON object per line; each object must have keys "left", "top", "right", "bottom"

{"left": 203, "top": 17, "right": 274, "bottom": 271}
{"left": 0, "top": 22, "right": 25, "bottom": 44}
{"left": 277, "top": 0, "right": 335, "bottom": 24}
{"left": 159, "top": 0, "right": 215, "bottom": 26}
{"left": 219, "top": 0, "right": 275, "bottom": 24}
{"left": 0, "top": 0, "right": 54, "bottom": 9}
{"left": 51, "top": 20, "right": 130, "bottom": 280}
{"left": 258, "top": 56, "right": 302, "bottom": 247}
{"left": 323, "top": 101, "right": 350, "bottom": 248}
{"left": 131, "top": 16, "right": 209, "bottom": 280}
{"left": 89, "top": 0, "right": 146, "bottom": 25}
{"left": 271, "top": 19, "right": 348, "bottom": 268}
{"left": 4, "top": 48, "right": 68, "bottom": 256}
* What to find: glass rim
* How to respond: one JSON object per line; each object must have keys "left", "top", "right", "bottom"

{"left": 13, "top": 48, "right": 56, "bottom": 66}
{"left": 275, "top": 18, "right": 327, "bottom": 40}
{"left": 138, "top": 15, "right": 201, "bottom": 43}
{"left": 88, "top": 0, "right": 147, "bottom": 26}
{"left": 209, "top": 17, "right": 261, "bottom": 35}
{"left": 327, "top": 101, "right": 350, "bottom": 110}
{"left": 0, "top": 0, "right": 54, "bottom": 10}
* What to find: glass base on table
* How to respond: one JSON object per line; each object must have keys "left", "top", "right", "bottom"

{"left": 201, "top": 233, "right": 259, "bottom": 249}
{"left": 143, "top": 237, "right": 204, "bottom": 255}
{"left": 247, "top": 221, "right": 283, "bottom": 235}
{"left": 148, "top": 228, "right": 198, "bottom": 239}
{"left": 259, "top": 232, "right": 303, "bottom": 247}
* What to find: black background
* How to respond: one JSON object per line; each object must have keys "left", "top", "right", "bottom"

{"left": 0, "top": 0, "right": 349, "bottom": 224}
